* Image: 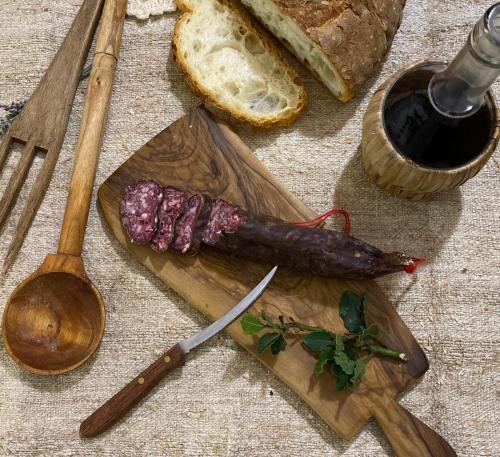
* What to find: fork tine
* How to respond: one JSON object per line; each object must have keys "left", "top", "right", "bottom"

{"left": 2, "top": 147, "right": 59, "bottom": 274}
{"left": 0, "top": 133, "right": 13, "bottom": 171}
{"left": 0, "top": 140, "right": 37, "bottom": 231}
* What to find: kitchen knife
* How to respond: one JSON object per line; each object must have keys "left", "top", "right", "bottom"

{"left": 80, "top": 266, "right": 278, "bottom": 437}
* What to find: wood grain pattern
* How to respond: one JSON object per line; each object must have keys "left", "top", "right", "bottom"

{"left": 0, "top": 0, "right": 105, "bottom": 273}
{"left": 98, "top": 107, "right": 456, "bottom": 455}
{"left": 1, "top": 0, "right": 127, "bottom": 376}
{"left": 59, "top": 0, "right": 127, "bottom": 256}
{"left": 2, "top": 253, "right": 105, "bottom": 375}
{"left": 362, "top": 61, "right": 499, "bottom": 201}
{"left": 80, "top": 344, "right": 185, "bottom": 438}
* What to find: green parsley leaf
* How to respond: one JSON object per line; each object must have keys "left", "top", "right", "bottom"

{"left": 314, "top": 347, "right": 334, "bottom": 374}
{"left": 303, "top": 331, "right": 335, "bottom": 352}
{"left": 334, "top": 351, "right": 356, "bottom": 375}
{"left": 330, "top": 362, "right": 353, "bottom": 391}
{"left": 335, "top": 333, "right": 345, "bottom": 352}
{"left": 339, "top": 291, "right": 365, "bottom": 334}
{"left": 333, "top": 333, "right": 356, "bottom": 375}
{"left": 352, "top": 358, "right": 367, "bottom": 385}
{"left": 354, "top": 324, "right": 379, "bottom": 347}
{"left": 241, "top": 313, "right": 264, "bottom": 336}
{"left": 257, "top": 332, "right": 281, "bottom": 353}
{"left": 270, "top": 334, "right": 287, "bottom": 355}
{"left": 364, "top": 323, "right": 378, "bottom": 337}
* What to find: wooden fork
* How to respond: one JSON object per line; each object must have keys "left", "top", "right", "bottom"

{"left": 0, "top": 0, "right": 104, "bottom": 274}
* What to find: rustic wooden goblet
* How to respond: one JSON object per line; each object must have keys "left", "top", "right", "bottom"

{"left": 362, "top": 61, "right": 500, "bottom": 200}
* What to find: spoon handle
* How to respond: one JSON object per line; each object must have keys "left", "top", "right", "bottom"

{"left": 58, "top": 0, "right": 127, "bottom": 257}
{"left": 80, "top": 344, "right": 186, "bottom": 438}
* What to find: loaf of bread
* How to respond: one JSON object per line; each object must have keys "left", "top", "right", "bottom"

{"left": 173, "top": 0, "right": 307, "bottom": 127}
{"left": 240, "top": 0, "right": 406, "bottom": 101}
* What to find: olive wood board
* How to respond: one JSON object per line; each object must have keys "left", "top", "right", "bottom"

{"left": 98, "top": 106, "right": 456, "bottom": 457}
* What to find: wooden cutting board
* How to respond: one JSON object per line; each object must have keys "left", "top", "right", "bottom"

{"left": 98, "top": 107, "right": 456, "bottom": 457}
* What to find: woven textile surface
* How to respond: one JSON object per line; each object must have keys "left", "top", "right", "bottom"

{"left": 0, "top": 1, "right": 498, "bottom": 456}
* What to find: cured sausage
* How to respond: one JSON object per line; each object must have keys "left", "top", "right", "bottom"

{"left": 121, "top": 180, "right": 163, "bottom": 245}
{"left": 151, "top": 186, "right": 187, "bottom": 252}
{"left": 212, "top": 221, "right": 413, "bottom": 279}
{"left": 190, "top": 196, "right": 213, "bottom": 254}
{"left": 201, "top": 199, "right": 242, "bottom": 245}
{"left": 171, "top": 194, "right": 205, "bottom": 254}
{"left": 120, "top": 181, "right": 422, "bottom": 279}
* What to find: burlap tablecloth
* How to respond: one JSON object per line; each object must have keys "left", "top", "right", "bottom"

{"left": 1, "top": 1, "right": 499, "bottom": 456}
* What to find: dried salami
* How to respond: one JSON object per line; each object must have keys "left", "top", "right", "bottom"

{"left": 120, "top": 180, "right": 163, "bottom": 245}
{"left": 214, "top": 222, "right": 412, "bottom": 279}
{"left": 171, "top": 194, "right": 204, "bottom": 254}
{"left": 189, "top": 196, "right": 213, "bottom": 254}
{"left": 201, "top": 199, "right": 242, "bottom": 245}
{"left": 151, "top": 186, "right": 188, "bottom": 252}
{"left": 120, "top": 180, "right": 422, "bottom": 279}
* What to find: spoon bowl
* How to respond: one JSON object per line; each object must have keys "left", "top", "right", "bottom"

{"left": 2, "top": 254, "right": 105, "bottom": 375}
{"left": 1, "top": 0, "right": 126, "bottom": 376}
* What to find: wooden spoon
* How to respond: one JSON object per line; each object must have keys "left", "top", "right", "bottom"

{"left": 1, "top": 0, "right": 127, "bottom": 376}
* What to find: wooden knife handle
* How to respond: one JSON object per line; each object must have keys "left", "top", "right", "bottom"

{"left": 373, "top": 398, "right": 457, "bottom": 457}
{"left": 80, "top": 344, "right": 185, "bottom": 438}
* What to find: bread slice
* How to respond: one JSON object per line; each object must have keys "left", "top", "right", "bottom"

{"left": 240, "top": 0, "right": 406, "bottom": 101}
{"left": 173, "top": 0, "right": 307, "bottom": 127}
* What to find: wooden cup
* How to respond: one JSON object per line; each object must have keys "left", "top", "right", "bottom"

{"left": 362, "top": 61, "right": 500, "bottom": 200}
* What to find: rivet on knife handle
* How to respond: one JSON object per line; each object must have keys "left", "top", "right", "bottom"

{"left": 80, "top": 344, "right": 185, "bottom": 438}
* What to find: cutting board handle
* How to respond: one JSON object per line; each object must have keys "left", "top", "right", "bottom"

{"left": 373, "top": 398, "right": 457, "bottom": 457}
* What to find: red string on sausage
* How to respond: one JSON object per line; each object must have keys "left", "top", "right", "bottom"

{"left": 403, "top": 257, "right": 426, "bottom": 273}
{"left": 293, "top": 208, "right": 351, "bottom": 235}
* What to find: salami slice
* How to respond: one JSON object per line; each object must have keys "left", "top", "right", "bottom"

{"left": 151, "top": 186, "right": 188, "bottom": 252}
{"left": 171, "top": 194, "right": 204, "bottom": 254}
{"left": 233, "top": 213, "right": 409, "bottom": 279}
{"left": 189, "top": 196, "right": 213, "bottom": 254}
{"left": 201, "top": 199, "right": 242, "bottom": 245}
{"left": 120, "top": 180, "right": 163, "bottom": 245}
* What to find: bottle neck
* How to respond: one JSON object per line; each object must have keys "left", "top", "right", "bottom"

{"left": 429, "top": 3, "right": 500, "bottom": 118}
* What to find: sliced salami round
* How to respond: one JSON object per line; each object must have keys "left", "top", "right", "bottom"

{"left": 171, "top": 194, "right": 204, "bottom": 254}
{"left": 120, "top": 180, "right": 163, "bottom": 245}
{"left": 201, "top": 199, "right": 242, "bottom": 245}
{"left": 188, "top": 196, "right": 213, "bottom": 255}
{"left": 151, "top": 186, "right": 188, "bottom": 252}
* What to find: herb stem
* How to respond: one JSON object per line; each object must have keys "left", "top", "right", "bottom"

{"left": 369, "top": 344, "right": 408, "bottom": 361}
{"left": 290, "top": 322, "right": 325, "bottom": 332}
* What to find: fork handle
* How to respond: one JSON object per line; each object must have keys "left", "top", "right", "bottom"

{"left": 58, "top": 0, "right": 127, "bottom": 257}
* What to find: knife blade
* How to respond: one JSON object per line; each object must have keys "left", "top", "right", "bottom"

{"left": 80, "top": 266, "right": 278, "bottom": 438}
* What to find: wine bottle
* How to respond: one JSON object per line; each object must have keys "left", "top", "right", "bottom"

{"left": 384, "top": 3, "right": 500, "bottom": 169}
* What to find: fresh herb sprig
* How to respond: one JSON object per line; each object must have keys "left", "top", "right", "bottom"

{"left": 241, "top": 291, "right": 408, "bottom": 392}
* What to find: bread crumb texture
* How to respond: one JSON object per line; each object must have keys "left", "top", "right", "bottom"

{"left": 173, "top": 0, "right": 307, "bottom": 127}
{"left": 241, "top": 0, "right": 406, "bottom": 100}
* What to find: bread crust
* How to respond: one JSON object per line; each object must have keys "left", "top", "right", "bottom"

{"left": 173, "top": 0, "right": 308, "bottom": 127}
{"left": 267, "top": 0, "right": 406, "bottom": 98}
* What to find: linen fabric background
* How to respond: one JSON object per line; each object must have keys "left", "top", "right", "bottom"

{"left": 0, "top": 1, "right": 499, "bottom": 456}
